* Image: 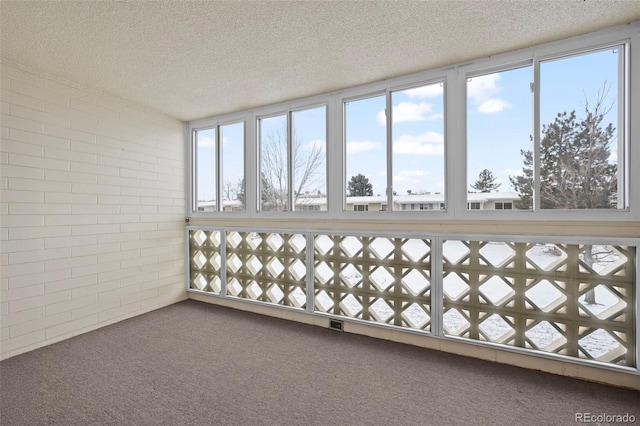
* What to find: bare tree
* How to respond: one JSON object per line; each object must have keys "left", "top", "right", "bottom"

{"left": 260, "top": 124, "right": 325, "bottom": 211}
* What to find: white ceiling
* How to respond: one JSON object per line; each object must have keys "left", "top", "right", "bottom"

{"left": 2, "top": 1, "right": 639, "bottom": 122}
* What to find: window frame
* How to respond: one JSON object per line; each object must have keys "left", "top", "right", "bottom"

{"left": 186, "top": 23, "right": 639, "bottom": 223}
{"left": 256, "top": 102, "right": 330, "bottom": 215}
{"left": 189, "top": 115, "right": 247, "bottom": 217}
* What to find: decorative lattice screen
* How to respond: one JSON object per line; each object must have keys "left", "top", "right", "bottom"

{"left": 313, "top": 235, "right": 431, "bottom": 331}
{"left": 442, "top": 241, "right": 635, "bottom": 365}
{"left": 188, "top": 228, "right": 636, "bottom": 367}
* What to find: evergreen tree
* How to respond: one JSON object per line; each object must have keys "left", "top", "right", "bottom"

{"left": 470, "top": 169, "right": 501, "bottom": 193}
{"left": 347, "top": 173, "right": 373, "bottom": 196}
{"left": 509, "top": 90, "right": 617, "bottom": 210}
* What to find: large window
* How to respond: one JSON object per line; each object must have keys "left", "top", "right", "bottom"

{"left": 193, "top": 122, "right": 245, "bottom": 212}
{"left": 392, "top": 82, "right": 446, "bottom": 209}
{"left": 259, "top": 105, "right": 327, "bottom": 212}
{"left": 191, "top": 25, "right": 635, "bottom": 220}
{"left": 537, "top": 47, "right": 623, "bottom": 210}
{"left": 467, "top": 66, "right": 532, "bottom": 210}
{"left": 468, "top": 44, "right": 626, "bottom": 212}
{"left": 345, "top": 95, "right": 386, "bottom": 211}
{"left": 344, "top": 82, "right": 445, "bottom": 213}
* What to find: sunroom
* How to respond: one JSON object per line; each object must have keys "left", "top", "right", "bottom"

{"left": 1, "top": 2, "right": 639, "bottom": 423}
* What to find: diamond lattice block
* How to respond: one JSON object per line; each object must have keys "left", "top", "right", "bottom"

{"left": 402, "top": 239, "right": 430, "bottom": 263}
{"left": 479, "top": 242, "right": 514, "bottom": 267}
{"left": 579, "top": 329, "right": 622, "bottom": 360}
{"left": 443, "top": 309, "right": 469, "bottom": 335}
{"left": 315, "top": 235, "right": 333, "bottom": 255}
{"left": 289, "top": 234, "right": 306, "bottom": 253}
{"left": 370, "top": 267, "right": 394, "bottom": 291}
{"left": 479, "top": 314, "right": 513, "bottom": 342}
{"left": 340, "top": 236, "right": 362, "bottom": 257}
{"left": 315, "top": 290, "right": 333, "bottom": 312}
{"left": 192, "top": 230, "right": 207, "bottom": 246}
{"left": 267, "top": 258, "right": 285, "bottom": 278}
{"left": 370, "top": 238, "right": 394, "bottom": 260}
{"left": 402, "top": 303, "right": 429, "bottom": 329}
{"left": 193, "top": 251, "right": 207, "bottom": 269}
{"left": 443, "top": 240, "right": 469, "bottom": 264}
{"left": 443, "top": 273, "right": 469, "bottom": 301}
{"left": 369, "top": 298, "right": 394, "bottom": 322}
{"left": 525, "top": 280, "right": 564, "bottom": 312}
{"left": 525, "top": 321, "right": 565, "bottom": 350}
{"left": 314, "top": 261, "right": 333, "bottom": 285}
{"left": 266, "top": 284, "right": 284, "bottom": 303}
{"left": 340, "top": 294, "right": 362, "bottom": 317}
{"left": 479, "top": 276, "right": 514, "bottom": 306}
{"left": 288, "top": 287, "right": 307, "bottom": 308}
{"left": 401, "top": 269, "right": 429, "bottom": 295}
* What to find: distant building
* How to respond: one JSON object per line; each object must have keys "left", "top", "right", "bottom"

{"left": 197, "top": 192, "right": 520, "bottom": 212}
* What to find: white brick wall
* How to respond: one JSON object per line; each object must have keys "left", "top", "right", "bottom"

{"left": 0, "top": 62, "right": 187, "bottom": 359}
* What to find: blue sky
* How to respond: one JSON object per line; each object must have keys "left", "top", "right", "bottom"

{"left": 196, "top": 46, "right": 621, "bottom": 207}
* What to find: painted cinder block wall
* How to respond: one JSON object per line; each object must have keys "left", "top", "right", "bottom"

{"left": 0, "top": 62, "right": 187, "bottom": 360}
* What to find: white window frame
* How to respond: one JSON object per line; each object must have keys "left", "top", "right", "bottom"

{"left": 186, "top": 23, "right": 639, "bottom": 223}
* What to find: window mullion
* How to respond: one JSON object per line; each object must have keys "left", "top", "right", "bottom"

{"left": 192, "top": 129, "right": 198, "bottom": 213}
{"left": 216, "top": 125, "right": 223, "bottom": 212}
{"left": 287, "top": 112, "right": 294, "bottom": 212}
{"left": 533, "top": 57, "right": 541, "bottom": 212}
{"left": 386, "top": 90, "right": 393, "bottom": 211}
{"left": 618, "top": 43, "right": 627, "bottom": 209}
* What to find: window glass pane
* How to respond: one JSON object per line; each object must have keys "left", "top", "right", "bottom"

{"left": 345, "top": 95, "right": 386, "bottom": 212}
{"left": 292, "top": 106, "right": 327, "bottom": 212}
{"left": 221, "top": 122, "right": 244, "bottom": 212}
{"left": 195, "top": 128, "right": 217, "bottom": 212}
{"left": 392, "top": 82, "right": 445, "bottom": 211}
{"left": 539, "top": 48, "right": 621, "bottom": 209}
{"left": 260, "top": 115, "right": 288, "bottom": 211}
{"left": 467, "top": 66, "right": 532, "bottom": 210}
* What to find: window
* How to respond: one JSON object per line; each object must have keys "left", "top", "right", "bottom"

{"left": 194, "top": 128, "right": 216, "bottom": 212}
{"left": 345, "top": 95, "right": 386, "bottom": 211}
{"left": 537, "top": 47, "right": 624, "bottom": 210}
{"left": 193, "top": 123, "right": 245, "bottom": 213}
{"left": 495, "top": 202, "right": 513, "bottom": 210}
{"left": 467, "top": 66, "right": 532, "bottom": 210}
{"left": 259, "top": 106, "right": 327, "bottom": 212}
{"left": 344, "top": 82, "right": 445, "bottom": 213}
{"left": 190, "top": 26, "right": 635, "bottom": 221}
{"left": 392, "top": 82, "right": 445, "bottom": 210}
{"left": 354, "top": 205, "right": 369, "bottom": 212}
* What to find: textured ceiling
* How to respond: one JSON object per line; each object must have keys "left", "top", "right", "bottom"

{"left": 2, "top": 1, "right": 639, "bottom": 122}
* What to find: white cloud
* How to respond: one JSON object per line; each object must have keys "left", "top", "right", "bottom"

{"left": 478, "top": 99, "right": 512, "bottom": 114}
{"left": 307, "top": 139, "right": 326, "bottom": 152}
{"left": 346, "top": 140, "right": 382, "bottom": 154}
{"left": 376, "top": 102, "right": 434, "bottom": 125}
{"left": 398, "top": 170, "right": 425, "bottom": 177}
{"left": 198, "top": 135, "right": 216, "bottom": 148}
{"left": 467, "top": 73, "right": 511, "bottom": 115}
{"left": 467, "top": 73, "right": 501, "bottom": 101}
{"left": 393, "top": 131, "right": 444, "bottom": 156}
{"left": 377, "top": 170, "right": 387, "bottom": 176}
{"left": 428, "top": 113, "right": 444, "bottom": 121}
{"left": 401, "top": 84, "right": 443, "bottom": 99}
{"left": 609, "top": 152, "right": 618, "bottom": 163}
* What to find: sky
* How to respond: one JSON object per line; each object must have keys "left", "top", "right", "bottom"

{"left": 195, "top": 45, "right": 621, "bottom": 210}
